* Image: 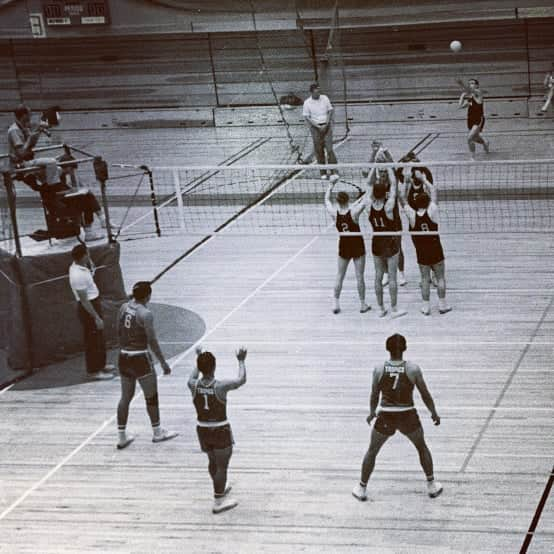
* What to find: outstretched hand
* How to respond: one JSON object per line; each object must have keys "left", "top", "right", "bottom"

{"left": 195, "top": 345, "right": 203, "bottom": 356}
{"left": 236, "top": 347, "right": 247, "bottom": 361}
{"left": 431, "top": 412, "right": 441, "bottom": 426}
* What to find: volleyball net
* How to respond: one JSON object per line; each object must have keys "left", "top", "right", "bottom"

{"left": 114, "top": 160, "right": 554, "bottom": 239}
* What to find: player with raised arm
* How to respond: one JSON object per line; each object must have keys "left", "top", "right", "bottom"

{"left": 116, "top": 281, "right": 178, "bottom": 449}
{"left": 188, "top": 346, "right": 247, "bottom": 514}
{"left": 324, "top": 179, "right": 371, "bottom": 314}
{"left": 398, "top": 179, "right": 451, "bottom": 315}
{"left": 458, "top": 78, "right": 489, "bottom": 159}
{"left": 353, "top": 334, "right": 443, "bottom": 501}
{"left": 366, "top": 166, "right": 407, "bottom": 318}
{"left": 541, "top": 63, "right": 554, "bottom": 112}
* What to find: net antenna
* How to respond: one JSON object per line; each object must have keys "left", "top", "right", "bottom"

{"left": 248, "top": 0, "right": 303, "bottom": 163}
{"left": 318, "top": 1, "right": 351, "bottom": 143}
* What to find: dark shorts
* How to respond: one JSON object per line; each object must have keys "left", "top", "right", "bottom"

{"left": 372, "top": 236, "right": 401, "bottom": 258}
{"left": 413, "top": 237, "right": 445, "bottom": 266}
{"left": 197, "top": 424, "right": 234, "bottom": 452}
{"left": 467, "top": 116, "right": 485, "bottom": 131}
{"left": 374, "top": 409, "right": 422, "bottom": 437}
{"left": 339, "top": 236, "right": 366, "bottom": 259}
{"left": 118, "top": 352, "right": 153, "bottom": 379}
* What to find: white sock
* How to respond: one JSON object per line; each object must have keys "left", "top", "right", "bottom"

{"left": 118, "top": 429, "right": 127, "bottom": 443}
{"left": 439, "top": 298, "right": 447, "bottom": 310}
{"left": 152, "top": 424, "right": 162, "bottom": 437}
{"left": 422, "top": 300, "right": 430, "bottom": 311}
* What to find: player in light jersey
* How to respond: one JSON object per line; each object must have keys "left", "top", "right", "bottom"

{"left": 353, "top": 334, "right": 443, "bottom": 501}
{"left": 116, "top": 281, "right": 178, "bottom": 449}
{"left": 188, "top": 346, "right": 247, "bottom": 514}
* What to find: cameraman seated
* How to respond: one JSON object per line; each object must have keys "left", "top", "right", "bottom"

{"left": 8, "top": 105, "right": 107, "bottom": 241}
{"left": 8, "top": 104, "right": 59, "bottom": 186}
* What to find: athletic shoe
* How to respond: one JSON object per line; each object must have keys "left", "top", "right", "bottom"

{"left": 382, "top": 274, "right": 389, "bottom": 287}
{"left": 398, "top": 272, "right": 407, "bottom": 286}
{"left": 427, "top": 480, "right": 443, "bottom": 498}
{"left": 116, "top": 435, "right": 135, "bottom": 450}
{"left": 378, "top": 307, "right": 388, "bottom": 318}
{"left": 321, "top": 174, "right": 329, "bottom": 180}
{"left": 360, "top": 305, "right": 371, "bottom": 313}
{"left": 89, "top": 371, "right": 115, "bottom": 380}
{"left": 391, "top": 308, "right": 408, "bottom": 319}
{"left": 213, "top": 496, "right": 238, "bottom": 514}
{"left": 420, "top": 306, "right": 431, "bottom": 316}
{"left": 152, "top": 429, "right": 179, "bottom": 443}
{"left": 352, "top": 483, "right": 368, "bottom": 501}
{"left": 483, "top": 139, "right": 490, "bottom": 153}
{"left": 439, "top": 306, "right": 452, "bottom": 315}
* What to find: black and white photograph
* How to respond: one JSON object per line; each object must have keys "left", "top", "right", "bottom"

{"left": 0, "top": 1, "right": 553, "bottom": 552}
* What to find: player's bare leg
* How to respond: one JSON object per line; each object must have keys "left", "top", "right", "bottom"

{"left": 432, "top": 260, "right": 451, "bottom": 314}
{"left": 211, "top": 446, "right": 237, "bottom": 513}
{"left": 387, "top": 253, "right": 407, "bottom": 318}
{"left": 419, "top": 264, "right": 432, "bottom": 315}
{"left": 353, "top": 256, "right": 371, "bottom": 313}
{"left": 373, "top": 256, "right": 388, "bottom": 317}
{"left": 404, "top": 427, "right": 443, "bottom": 498}
{"left": 353, "top": 427, "right": 390, "bottom": 501}
{"left": 334, "top": 257, "right": 350, "bottom": 314}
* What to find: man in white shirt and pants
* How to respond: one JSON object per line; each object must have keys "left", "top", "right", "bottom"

{"left": 302, "top": 83, "right": 338, "bottom": 178}
{"left": 69, "top": 244, "right": 114, "bottom": 380}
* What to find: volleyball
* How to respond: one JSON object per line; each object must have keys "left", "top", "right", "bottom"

{"left": 450, "top": 40, "right": 462, "bottom": 52}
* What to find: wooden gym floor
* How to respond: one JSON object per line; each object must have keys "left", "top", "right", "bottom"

{"left": 0, "top": 113, "right": 553, "bottom": 553}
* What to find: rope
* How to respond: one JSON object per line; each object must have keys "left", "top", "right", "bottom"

{"left": 248, "top": 0, "right": 302, "bottom": 163}
{"left": 113, "top": 173, "right": 146, "bottom": 240}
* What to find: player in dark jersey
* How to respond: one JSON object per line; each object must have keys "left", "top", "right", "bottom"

{"left": 352, "top": 334, "right": 443, "bottom": 501}
{"left": 188, "top": 346, "right": 247, "bottom": 514}
{"left": 399, "top": 182, "right": 452, "bottom": 315}
{"left": 116, "top": 281, "right": 178, "bottom": 449}
{"left": 366, "top": 166, "right": 407, "bottom": 318}
{"left": 324, "top": 179, "right": 371, "bottom": 314}
{"left": 458, "top": 78, "right": 489, "bottom": 159}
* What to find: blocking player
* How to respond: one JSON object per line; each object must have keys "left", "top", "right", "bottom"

{"left": 324, "top": 179, "right": 371, "bottom": 314}
{"left": 188, "top": 346, "right": 247, "bottom": 514}
{"left": 353, "top": 334, "right": 443, "bottom": 501}
{"left": 116, "top": 281, "right": 178, "bottom": 449}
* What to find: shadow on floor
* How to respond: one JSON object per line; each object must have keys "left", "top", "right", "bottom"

{"left": 1, "top": 303, "right": 205, "bottom": 391}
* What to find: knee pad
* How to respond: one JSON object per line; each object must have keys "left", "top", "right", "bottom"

{"left": 146, "top": 393, "right": 159, "bottom": 408}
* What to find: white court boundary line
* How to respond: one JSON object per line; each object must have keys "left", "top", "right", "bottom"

{"left": 0, "top": 384, "right": 14, "bottom": 396}
{"left": 0, "top": 227, "right": 326, "bottom": 522}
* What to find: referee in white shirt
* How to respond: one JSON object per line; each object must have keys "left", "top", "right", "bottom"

{"left": 69, "top": 244, "right": 114, "bottom": 380}
{"left": 302, "top": 83, "right": 338, "bottom": 179}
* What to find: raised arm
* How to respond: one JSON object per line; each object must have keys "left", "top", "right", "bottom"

{"left": 187, "top": 345, "right": 203, "bottom": 392}
{"left": 458, "top": 91, "right": 468, "bottom": 109}
{"left": 324, "top": 183, "right": 335, "bottom": 217}
{"left": 384, "top": 168, "right": 397, "bottom": 217}
{"left": 413, "top": 365, "right": 440, "bottom": 425}
{"left": 425, "top": 180, "right": 438, "bottom": 205}
{"left": 216, "top": 347, "right": 247, "bottom": 396}
{"left": 143, "top": 311, "right": 171, "bottom": 375}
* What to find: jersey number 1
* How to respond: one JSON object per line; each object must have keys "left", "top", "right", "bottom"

{"left": 202, "top": 393, "right": 209, "bottom": 410}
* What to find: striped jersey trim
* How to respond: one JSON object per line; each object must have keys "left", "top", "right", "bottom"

{"left": 196, "top": 420, "right": 229, "bottom": 428}
{"left": 379, "top": 405, "right": 415, "bottom": 413}
{"left": 120, "top": 349, "right": 149, "bottom": 355}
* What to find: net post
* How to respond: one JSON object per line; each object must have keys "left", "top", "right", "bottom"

{"left": 3, "top": 171, "right": 22, "bottom": 257}
{"left": 173, "top": 169, "right": 186, "bottom": 230}
{"left": 142, "top": 165, "right": 161, "bottom": 237}
{"left": 93, "top": 156, "right": 115, "bottom": 244}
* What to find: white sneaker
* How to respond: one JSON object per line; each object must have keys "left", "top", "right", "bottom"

{"left": 420, "top": 305, "right": 431, "bottom": 316}
{"left": 116, "top": 435, "right": 135, "bottom": 450}
{"left": 152, "top": 429, "right": 179, "bottom": 443}
{"left": 427, "top": 480, "right": 443, "bottom": 498}
{"left": 378, "top": 307, "right": 388, "bottom": 318}
{"left": 89, "top": 371, "right": 114, "bottom": 381}
{"left": 321, "top": 174, "right": 329, "bottom": 180}
{"left": 213, "top": 496, "right": 238, "bottom": 514}
{"left": 352, "top": 483, "right": 368, "bottom": 501}
{"left": 398, "top": 272, "right": 407, "bottom": 286}
{"left": 439, "top": 306, "right": 452, "bottom": 315}
{"left": 391, "top": 308, "right": 408, "bottom": 319}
